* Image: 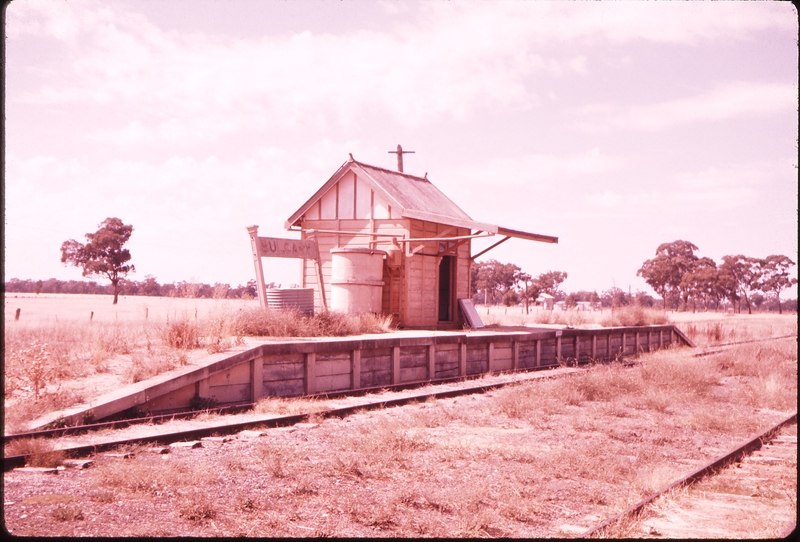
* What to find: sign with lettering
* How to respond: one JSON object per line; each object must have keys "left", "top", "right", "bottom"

{"left": 257, "top": 237, "right": 320, "bottom": 259}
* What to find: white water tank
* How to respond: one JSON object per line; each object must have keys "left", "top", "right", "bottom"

{"left": 330, "top": 247, "right": 387, "bottom": 314}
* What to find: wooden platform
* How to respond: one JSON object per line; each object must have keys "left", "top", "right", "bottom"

{"left": 28, "top": 325, "right": 693, "bottom": 431}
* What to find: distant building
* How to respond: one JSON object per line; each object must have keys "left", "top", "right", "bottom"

{"left": 535, "top": 293, "right": 555, "bottom": 310}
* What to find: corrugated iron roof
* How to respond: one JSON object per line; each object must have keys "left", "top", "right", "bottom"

{"left": 285, "top": 158, "right": 557, "bottom": 245}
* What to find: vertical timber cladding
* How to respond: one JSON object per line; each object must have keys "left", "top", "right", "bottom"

{"left": 299, "top": 170, "right": 408, "bottom": 314}
{"left": 405, "top": 220, "right": 470, "bottom": 327}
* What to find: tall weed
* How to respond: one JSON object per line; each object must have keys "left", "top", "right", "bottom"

{"left": 601, "top": 305, "right": 669, "bottom": 327}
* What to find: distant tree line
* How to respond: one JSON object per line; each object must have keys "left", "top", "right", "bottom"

{"left": 469, "top": 260, "right": 667, "bottom": 310}
{"left": 638, "top": 240, "right": 798, "bottom": 314}
{"left": 3, "top": 276, "right": 271, "bottom": 300}
{"left": 470, "top": 249, "right": 797, "bottom": 314}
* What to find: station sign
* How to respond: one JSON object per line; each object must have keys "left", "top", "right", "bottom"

{"left": 256, "top": 237, "right": 320, "bottom": 259}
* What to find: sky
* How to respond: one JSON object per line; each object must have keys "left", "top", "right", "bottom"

{"left": 3, "top": 0, "right": 798, "bottom": 299}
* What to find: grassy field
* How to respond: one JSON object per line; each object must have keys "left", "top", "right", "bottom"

{"left": 4, "top": 292, "right": 259, "bottom": 325}
{"left": 478, "top": 303, "right": 797, "bottom": 347}
{"left": 3, "top": 294, "right": 796, "bottom": 433}
{"left": 3, "top": 293, "right": 391, "bottom": 432}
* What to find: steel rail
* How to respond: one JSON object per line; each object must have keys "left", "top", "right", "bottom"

{"left": 6, "top": 334, "right": 794, "bottom": 444}
{"left": 3, "top": 366, "right": 570, "bottom": 443}
{"left": 692, "top": 334, "right": 797, "bottom": 358}
{"left": 580, "top": 412, "right": 798, "bottom": 538}
{"left": 3, "top": 371, "right": 572, "bottom": 472}
{"left": 712, "top": 334, "right": 797, "bottom": 348}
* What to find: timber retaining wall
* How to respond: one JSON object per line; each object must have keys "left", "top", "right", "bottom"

{"left": 34, "top": 325, "right": 693, "bottom": 429}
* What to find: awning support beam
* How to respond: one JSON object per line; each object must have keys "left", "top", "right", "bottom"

{"left": 471, "top": 236, "right": 511, "bottom": 261}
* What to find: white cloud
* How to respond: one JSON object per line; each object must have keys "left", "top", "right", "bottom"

{"left": 584, "top": 164, "right": 769, "bottom": 212}
{"left": 448, "top": 148, "right": 623, "bottom": 190}
{"left": 570, "top": 82, "right": 797, "bottom": 132}
{"left": 10, "top": 1, "right": 792, "bottom": 146}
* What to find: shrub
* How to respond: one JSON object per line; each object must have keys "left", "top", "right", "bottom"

{"left": 51, "top": 505, "right": 85, "bottom": 521}
{"left": 233, "top": 308, "right": 392, "bottom": 338}
{"left": 601, "top": 305, "right": 669, "bottom": 327}
{"left": 162, "top": 318, "right": 201, "bottom": 349}
{"left": 5, "top": 437, "right": 65, "bottom": 467}
{"left": 179, "top": 493, "right": 217, "bottom": 521}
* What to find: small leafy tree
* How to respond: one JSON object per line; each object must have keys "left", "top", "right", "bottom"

{"left": 61, "top": 217, "right": 135, "bottom": 305}
{"left": 758, "top": 255, "right": 797, "bottom": 314}
{"left": 536, "top": 271, "right": 568, "bottom": 296}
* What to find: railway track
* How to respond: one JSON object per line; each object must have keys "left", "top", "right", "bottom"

{"left": 5, "top": 333, "right": 796, "bottom": 472}
{"left": 582, "top": 412, "right": 797, "bottom": 538}
{"left": 5, "top": 365, "right": 584, "bottom": 471}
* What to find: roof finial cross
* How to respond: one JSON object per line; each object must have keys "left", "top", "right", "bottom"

{"left": 388, "top": 144, "right": 415, "bottom": 173}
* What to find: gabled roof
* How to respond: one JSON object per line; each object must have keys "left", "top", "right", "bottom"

{"left": 286, "top": 157, "right": 558, "bottom": 245}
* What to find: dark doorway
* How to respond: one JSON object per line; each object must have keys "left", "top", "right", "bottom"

{"left": 438, "top": 256, "right": 455, "bottom": 321}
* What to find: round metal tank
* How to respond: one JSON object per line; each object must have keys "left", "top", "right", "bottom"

{"left": 265, "top": 288, "right": 315, "bottom": 316}
{"left": 330, "top": 247, "right": 387, "bottom": 314}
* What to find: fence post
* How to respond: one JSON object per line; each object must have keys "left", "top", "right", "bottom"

{"left": 351, "top": 349, "right": 361, "bottom": 390}
{"left": 305, "top": 353, "right": 316, "bottom": 395}
{"left": 15, "top": 308, "right": 20, "bottom": 321}
{"left": 592, "top": 334, "right": 597, "bottom": 360}
{"left": 428, "top": 344, "right": 436, "bottom": 381}
{"left": 556, "top": 335, "right": 562, "bottom": 363}
{"left": 512, "top": 340, "right": 519, "bottom": 371}
{"left": 392, "top": 346, "right": 400, "bottom": 385}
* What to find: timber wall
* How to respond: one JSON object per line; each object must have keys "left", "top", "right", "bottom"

{"left": 90, "top": 325, "right": 693, "bottom": 423}
{"left": 36, "top": 325, "right": 692, "bottom": 429}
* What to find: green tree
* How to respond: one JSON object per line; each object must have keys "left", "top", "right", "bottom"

{"left": 536, "top": 270, "right": 568, "bottom": 296}
{"left": 637, "top": 240, "right": 698, "bottom": 309}
{"left": 679, "top": 257, "right": 718, "bottom": 312}
{"left": 471, "top": 260, "right": 522, "bottom": 305}
{"left": 60, "top": 218, "right": 135, "bottom": 305}
{"left": 758, "top": 255, "right": 797, "bottom": 314}
{"left": 719, "top": 255, "right": 762, "bottom": 315}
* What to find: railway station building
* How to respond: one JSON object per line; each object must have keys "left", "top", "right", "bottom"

{"left": 282, "top": 151, "right": 558, "bottom": 329}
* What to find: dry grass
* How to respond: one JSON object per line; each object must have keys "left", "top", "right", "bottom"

{"left": 253, "top": 396, "right": 331, "bottom": 416}
{"left": 4, "top": 298, "right": 797, "bottom": 537}
{"left": 479, "top": 304, "right": 671, "bottom": 327}
{"left": 5, "top": 295, "right": 394, "bottom": 430}
{"left": 232, "top": 307, "right": 393, "bottom": 337}
{"left": 4, "top": 437, "right": 66, "bottom": 467}
{"left": 6, "top": 331, "right": 795, "bottom": 536}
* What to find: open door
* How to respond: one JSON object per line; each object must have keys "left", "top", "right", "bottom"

{"left": 438, "top": 256, "right": 455, "bottom": 322}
